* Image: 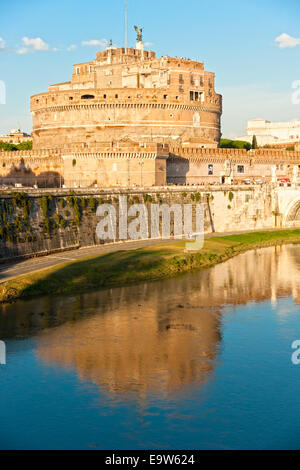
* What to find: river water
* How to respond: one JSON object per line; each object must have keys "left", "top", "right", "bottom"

{"left": 1, "top": 244, "right": 300, "bottom": 450}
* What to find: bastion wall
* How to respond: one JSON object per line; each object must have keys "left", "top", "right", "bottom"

{"left": 0, "top": 185, "right": 282, "bottom": 261}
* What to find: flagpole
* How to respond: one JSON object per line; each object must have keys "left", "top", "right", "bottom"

{"left": 125, "top": 0, "right": 128, "bottom": 51}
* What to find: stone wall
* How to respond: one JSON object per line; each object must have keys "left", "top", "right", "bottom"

{"left": 167, "top": 147, "right": 300, "bottom": 184}
{"left": 0, "top": 185, "right": 280, "bottom": 261}
{"left": 0, "top": 146, "right": 300, "bottom": 189}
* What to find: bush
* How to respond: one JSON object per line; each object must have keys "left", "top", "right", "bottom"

{"left": 88, "top": 197, "right": 97, "bottom": 212}
{"left": 220, "top": 139, "right": 251, "bottom": 151}
{"left": 0, "top": 140, "right": 33, "bottom": 151}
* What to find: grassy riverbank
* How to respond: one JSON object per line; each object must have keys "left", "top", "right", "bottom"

{"left": 1, "top": 229, "right": 300, "bottom": 304}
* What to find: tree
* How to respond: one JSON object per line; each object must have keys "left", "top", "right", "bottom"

{"left": 220, "top": 139, "right": 251, "bottom": 151}
{"left": 17, "top": 141, "right": 32, "bottom": 150}
{"left": 252, "top": 135, "right": 258, "bottom": 149}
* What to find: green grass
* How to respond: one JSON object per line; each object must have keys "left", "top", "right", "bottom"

{"left": 1, "top": 229, "right": 300, "bottom": 304}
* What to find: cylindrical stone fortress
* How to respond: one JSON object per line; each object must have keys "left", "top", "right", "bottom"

{"left": 30, "top": 44, "right": 222, "bottom": 150}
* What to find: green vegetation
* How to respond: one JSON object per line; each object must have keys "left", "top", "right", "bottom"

{"left": 252, "top": 135, "right": 258, "bottom": 149}
{"left": 88, "top": 196, "right": 97, "bottom": 212}
{"left": 40, "top": 195, "right": 52, "bottom": 234}
{"left": 0, "top": 193, "right": 32, "bottom": 242}
{"left": 1, "top": 229, "right": 300, "bottom": 304}
{"left": 0, "top": 141, "right": 32, "bottom": 151}
{"left": 220, "top": 139, "right": 251, "bottom": 150}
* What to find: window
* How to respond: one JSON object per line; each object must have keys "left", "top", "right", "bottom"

{"left": 208, "top": 164, "right": 213, "bottom": 175}
{"left": 237, "top": 165, "right": 245, "bottom": 174}
{"left": 163, "top": 94, "right": 168, "bottom": 99}
{"left": 179, "top": 74, "right": 184, "bottom": 83}
{"left": 89, "top": 65, "right": 93, "bottom": 73}
{"left": 103, "top": 94, "right": 107, "bottom": 99}
{"left": 179, "top": 86, "right": 184, "bottom": 93}
{"left": 190, "top": 91, "right": 202, "bottom": 102}
{"left": 115, "top": 94, "right": 118, "bottom": 98}
{"left": 81, "top": 94, "right": 95, "bottom": 100}
{"left": 76, "top": 67, "right": 80, "bottom": 75}
{"left": 69, "top": 97, "right": 73, "bottom": 101}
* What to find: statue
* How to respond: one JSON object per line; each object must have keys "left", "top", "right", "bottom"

{"left": 134, "top": 25, "right": 143, "bottom": 42}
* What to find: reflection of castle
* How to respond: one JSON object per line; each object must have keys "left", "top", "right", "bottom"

{"left": 19, "top": 244, "right": 299, "bottom": 399}
{"left": 36, "top": 283, "right": 221, "bottom": 397}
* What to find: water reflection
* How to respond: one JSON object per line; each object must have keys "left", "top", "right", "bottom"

{"left": 1, "top": 244, "right": 300, "bottom": 398}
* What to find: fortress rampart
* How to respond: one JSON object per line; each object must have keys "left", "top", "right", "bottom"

{"left": 0, "top": 146, "right": 300, "bottom": 188}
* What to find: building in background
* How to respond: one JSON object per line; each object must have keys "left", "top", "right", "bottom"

{"left": 238, "top": 118, "right": 300, "bottom": 146}
{"left": 0, "top": 129, "right": 31, "bottom": 144}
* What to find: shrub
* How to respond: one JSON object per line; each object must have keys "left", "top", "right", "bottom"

{"left": 220, "top": 139, "right": 251, "bottom": 151}
{"left": 88, "top": 196, "right": 97, "bottom": 212}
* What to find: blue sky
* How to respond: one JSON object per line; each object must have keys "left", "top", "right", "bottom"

{"left": 0, "top": 0, "right": 300, "bottom": 138}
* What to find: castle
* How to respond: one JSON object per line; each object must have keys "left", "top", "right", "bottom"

{"left": 31, "top": 36, "right": 222, "bottom": 150}
{"left": 1, "top": 30, "right": 300, "bottom": 188}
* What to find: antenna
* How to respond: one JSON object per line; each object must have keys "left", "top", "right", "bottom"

{"left": 125, "top": 0, "right": 128, "bottom": 51}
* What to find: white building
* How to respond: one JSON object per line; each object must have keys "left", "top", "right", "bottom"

{"left": 238, "top": 118, "right": 300, "bottom": 146}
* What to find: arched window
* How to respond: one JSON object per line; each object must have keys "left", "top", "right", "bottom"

{"left": 81, "top": 94, "right": 95, "bottom": 100}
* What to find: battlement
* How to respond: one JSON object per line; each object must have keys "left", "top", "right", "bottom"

{"left": 96, "top": 47, "right": 156, "bottom": 64}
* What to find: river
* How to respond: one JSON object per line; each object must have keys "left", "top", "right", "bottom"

{"left": 1, "top": 244, "right": 300, "bottom": 450}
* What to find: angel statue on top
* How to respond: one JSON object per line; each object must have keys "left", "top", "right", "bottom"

{"left": 134, "top": 25, "right": 143, "bottom": 42}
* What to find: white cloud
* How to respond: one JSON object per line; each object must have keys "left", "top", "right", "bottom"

{"left": 275, "top": 33, "right": 300, "bottom": 49}
{"left": 67, "top": 44, "right": 77, "bottom": 51}
{"left": 22, "top": 36, "right": 49, "bottom": 51}
{"left": 144, "top": 42, "right": 154, "bottom": 48}
{"left": 82, "top": 39, "right": 108, "bottom": 49}
{"left": 0, "top": 37, "right": 7, "bottom": 51}
{"left": 16, "top": 47, "right": 29, "bottom": 55}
